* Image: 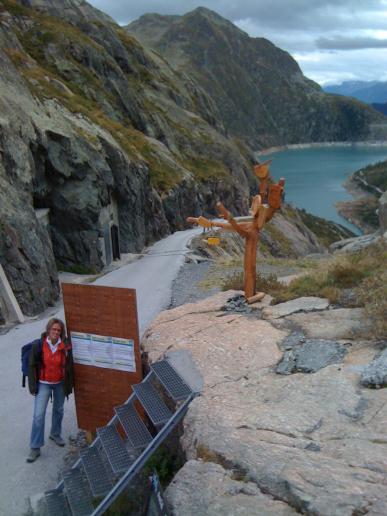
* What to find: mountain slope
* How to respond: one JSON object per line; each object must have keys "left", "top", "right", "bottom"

{"left": 0, "top": 0, "right": 253, "bottom": 316}
{"left": 127, "top": 8, "right": 385, "bottom": 148}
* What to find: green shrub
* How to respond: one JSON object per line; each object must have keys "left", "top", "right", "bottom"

{"left": 327, "top": 262, "right": 367, "bottom": 288}
{"left": 357, "top": 273, "right": 387, "bottom": 338}
{"left": 221, "top": 271, "right": 285, "bottom": 296}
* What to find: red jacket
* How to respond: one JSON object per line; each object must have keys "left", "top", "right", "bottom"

{"left": 39, "top": 338, "right": 67, "bottom": 383}
{"left": 28, "top": 334, "right": 73, "bottom": 396}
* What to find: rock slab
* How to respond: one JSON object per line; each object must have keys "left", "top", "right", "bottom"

{"left": 262, "top": 296, "right": 329, "bottom": 319}
{"left": 276, "top": 338, "right": 349, "bottom": 375}
{"left": 143, "top": 292, "right": 387, "bottom": 516}
{"left": 165, "top": 460, "right": 297, "bottom": 515}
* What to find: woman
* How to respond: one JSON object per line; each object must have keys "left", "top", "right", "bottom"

{"left": 27, "top": 318, "right": 74, "bottom": 463}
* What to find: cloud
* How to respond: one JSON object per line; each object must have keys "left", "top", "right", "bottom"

{"left": 89, "top": 0, "right": 387, "bottom": 29}
{"left": 316, "top": 36, "right": 387, "bottom": 50}
{"left": 88, "top": 0, "right": 387, "bottom": 84}
{"left": 294, "top": 48, "right": 387, "bottom": 85}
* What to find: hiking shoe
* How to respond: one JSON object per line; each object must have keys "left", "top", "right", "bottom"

{"left": 26, "top": 448, "right": 40, "bottom": 463}
{"left": 49, "top": 435, "right": 65, "bottom": 447}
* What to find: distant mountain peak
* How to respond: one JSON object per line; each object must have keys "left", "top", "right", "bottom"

{"left": 188, "top": 6, "right": 228, "bottom": 20}
{"left": 182, "top": 6, "right": 247, "bottom": 35}
{"left": 324, "top": 80, "right": 387, "bottom": 104}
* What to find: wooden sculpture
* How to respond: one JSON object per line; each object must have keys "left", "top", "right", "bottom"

{"left": 187, "top": 161, "right": 285, "bottom": 301}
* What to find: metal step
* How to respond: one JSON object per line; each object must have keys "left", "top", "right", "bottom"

{"left": 132, "top": 380, "right": 173, "bottom": 427}
{"left": 97, "top": 426, "right": 132, "bottom": 474}
{"left": 115, "top": 402, "right": 153, "bottom": 449}
{"left": 80, "top": 446, "right": 113, "bottom": 498}
{"left": 62, "top": 467, "right": 94, "bottom": 516}
{"left": 31, "top": 358, "right": 199, "bottom": 516}
{"left": 45, "top": 488, "right": 71, "bottom": 516}
{"left": 151, "top": 360, "right": 192, "bottom": 401}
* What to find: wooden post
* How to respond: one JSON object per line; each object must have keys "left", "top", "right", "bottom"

{"left": 244, "top": 230, "right": 259, "bottom": 298}
{"left": 186, "top": 162, "right": 285, "bottom": 300}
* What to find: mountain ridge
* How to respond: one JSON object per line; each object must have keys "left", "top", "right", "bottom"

{"left": 324, "top": 80, "right": 387, "bottom": 104}
{"left": 127, "top": 8, "right": 385, "bottom": 148}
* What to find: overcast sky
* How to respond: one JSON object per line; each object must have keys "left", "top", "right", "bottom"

{"left": 88, "top": 0, "right": 387, "bottom": 86}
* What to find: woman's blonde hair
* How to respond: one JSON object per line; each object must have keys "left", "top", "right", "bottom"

{"left": 45, "top": 318, "right": 66, "bottom": 339}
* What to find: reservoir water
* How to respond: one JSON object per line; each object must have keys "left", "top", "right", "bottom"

{"left": 263, "top": 145, "right": 387, "bottom": 234}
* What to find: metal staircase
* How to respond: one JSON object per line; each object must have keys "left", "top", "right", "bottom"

{"left": 38, "top": 358, "right": 197, "bottom": 516}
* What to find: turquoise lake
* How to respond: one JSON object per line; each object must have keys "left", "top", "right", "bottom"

{"left": 263, "top": 145, "right": 387, "bottom": 234}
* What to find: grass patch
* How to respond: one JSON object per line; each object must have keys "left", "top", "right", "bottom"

{"left": 221, "top": 270, "right": 284, "bottom": 295}
{"left": 215, "top": 239, "right": 386, "bottom": 338}
{"left": 271, "top": 250, "right": 376, "bottom": 305}
{"left": 1, "top": 0, "right": 30, "bottom": 16}
{"left": 183, "top": 156, "right": 228, "bottom": 182}
{"left": 357, "top": 272, "right": 387, "bottom": 339}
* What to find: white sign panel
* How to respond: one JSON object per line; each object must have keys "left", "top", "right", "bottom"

{"left": 71, "top": 331, "right": 136, "bottom": 372}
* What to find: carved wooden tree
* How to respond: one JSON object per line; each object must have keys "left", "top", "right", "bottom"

{"left": 187, "top": 161, "right": 285, "bottom": 300}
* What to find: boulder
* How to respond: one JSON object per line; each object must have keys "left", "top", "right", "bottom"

{"left": 330, "top": 232, "right": 381, "bottom": 253}
{"left": 262, "top": 296, "right": 329, "bottom": 319}
{"left": 361, "top": 347, "right": 387, "bottom": 388}
{"left": 276, "top": 338, "right": 349, "bottom": 375}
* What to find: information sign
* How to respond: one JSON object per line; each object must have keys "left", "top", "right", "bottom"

{"left": 62, "top": 283, "right": 142, "bottom": 433}
{"left": 71, "top": 332, "right": 136, "bottom": 372}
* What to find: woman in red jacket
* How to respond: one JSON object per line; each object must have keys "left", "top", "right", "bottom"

{"left": 27, "top": 318, "right": 73, "bottom": 463}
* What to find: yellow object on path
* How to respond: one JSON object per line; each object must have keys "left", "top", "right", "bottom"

{"left": 207, "top": 237, "right": 220, "bottom": 246}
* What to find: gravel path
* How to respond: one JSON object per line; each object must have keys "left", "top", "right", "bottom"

{"left": 170, "top": 261, "right": 220, "bottom": 308}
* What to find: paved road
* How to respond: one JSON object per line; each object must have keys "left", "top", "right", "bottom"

{"left": 0, "top": 228, "right": 199, "bottom": 515}
{"left": 94, "top": 227, "right": 200, "bottom": 335}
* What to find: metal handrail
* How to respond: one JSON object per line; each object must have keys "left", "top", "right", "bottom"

{"left": 91, "top": 393, "right": 195, "bottom": 516}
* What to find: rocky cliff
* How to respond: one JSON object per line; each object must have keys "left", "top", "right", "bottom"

{"left": 127, "top": 7, "right": 386, "bottom": 148}
{"left": 0, "top": 0, "right": 252, "bottom": 316}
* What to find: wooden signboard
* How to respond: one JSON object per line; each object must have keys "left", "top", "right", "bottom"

{"left": 62, "top": 283, "right": 142, "bottom": 433}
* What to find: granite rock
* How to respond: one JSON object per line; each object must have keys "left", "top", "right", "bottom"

{"left": 278, "top": 308, "right": 371, "bottom": 340}
{"left": 330, "top": 232, "right": 381, "bottom": 253}
{"left": 143, "top": 293, "right": 387, "bottom": 515}
{"left": 361, "top": 347, "right": 387, "bottom": 388}
{"left": 262, "top": 296, "right": 329, "bottom": 319}
{"left": 276, "top": 338, "right": 349, "bottom": 375}
{"left": 165, "top": 460, "right": 297, "bottom": 516}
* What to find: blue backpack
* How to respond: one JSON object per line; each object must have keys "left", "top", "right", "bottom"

{"left": 21, "top": 339, "right": 42, "bottom": 387}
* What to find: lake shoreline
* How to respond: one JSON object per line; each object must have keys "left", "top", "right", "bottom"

{"left": 336, "top": 174, "right": 381, "bottom": 234}
{"left": 256, "top": 141, "right": 387, "bottom": 157}
{"left": 256, "top": 142, "right": 387, "bottom": 234}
